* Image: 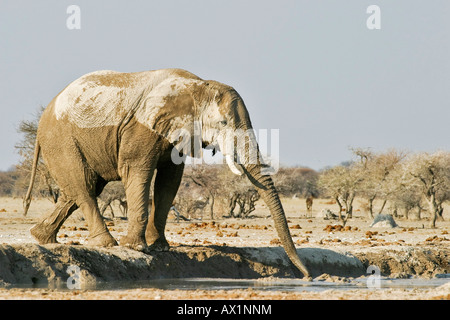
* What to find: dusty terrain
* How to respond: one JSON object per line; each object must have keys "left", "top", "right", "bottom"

{"left": 0, "top": 196, "right": 448, "bottom": 300}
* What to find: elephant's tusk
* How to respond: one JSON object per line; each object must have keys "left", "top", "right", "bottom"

{"left": 225, "top": 154, "right": 244, "bottom": 176}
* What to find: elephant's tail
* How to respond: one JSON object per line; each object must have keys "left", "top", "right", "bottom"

{"left": 23, "top": 139, "right": 40, "bottom": 216}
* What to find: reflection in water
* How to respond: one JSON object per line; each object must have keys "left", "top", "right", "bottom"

{"left": 79, "top": 276, "right": 450, "bottom": 292}
{"left": 14, "top": 275, "right": 450, "bottom": 292}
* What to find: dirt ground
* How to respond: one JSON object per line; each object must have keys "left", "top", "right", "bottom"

{"left": 0, "top": 196, "right": 448, "bottom": 300}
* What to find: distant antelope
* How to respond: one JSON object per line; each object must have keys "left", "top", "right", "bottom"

{"left": 306, "top": 196, "right": 314, "bottom": 218}
{"left": 117, "top": 198, "right": 128, "bottom": 217}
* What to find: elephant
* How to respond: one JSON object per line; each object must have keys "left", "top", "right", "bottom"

{"left": 23, "top": 68, "right": 310, "bottom": 278}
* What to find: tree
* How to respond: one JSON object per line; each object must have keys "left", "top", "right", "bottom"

{"left": 0, "top": 169, "right": 20, "bottom": 196}
{"left": 180, "top": 164, "right": 233, "bottom": 219}
{"left": 353, "top": 148, "right": 406, "bottom": 218}
{"left": 318, "top": 163, "right": 364, "bottom": 225}
{"left": 272, "top": 166, "right": 319, "bottom": 198}
{"left": 227, "top": 189, "right": 260, "bottom": 218}
{"left": 400, "top": 151, "right": 450, "bottom": 228}
{"left": 177, "top": 163, "right": 262, "bottom": 220}
{"left": 390, "top": 184, "right": 424, "bottom": 220}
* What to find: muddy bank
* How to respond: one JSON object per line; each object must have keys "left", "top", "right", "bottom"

{"left": 354, "top": 247, "right": 449, "bottom": 278}
{"left": 0, "top": 243, "right": 447, "bottom": 288}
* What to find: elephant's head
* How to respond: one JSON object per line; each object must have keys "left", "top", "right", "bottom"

{"left": 179, "top": 80, "right": 311, "bottom": 278}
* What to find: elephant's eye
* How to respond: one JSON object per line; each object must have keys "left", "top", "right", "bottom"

{"left": 219, "top": 120, "right": 227, "bottom": 126}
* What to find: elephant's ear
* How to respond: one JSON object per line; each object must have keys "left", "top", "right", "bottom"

{"left": 190, "top": 81, "right": 226, "bottom": 109}
{"left": 135, "top": 79, "right": 199, "bottom": 145}
{"left": 189, "top": 81, "right": 208, "bottom": 104}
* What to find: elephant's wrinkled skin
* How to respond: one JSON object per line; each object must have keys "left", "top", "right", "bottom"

{"left": 23, "top": 69, "right": 310, "bottom": 277}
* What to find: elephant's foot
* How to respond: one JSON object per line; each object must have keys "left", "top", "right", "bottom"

{"left": 147, "top": 237, "right": 170, "bottom": 252}
{"left": 87, "top": 231, "right": 118, "bottom": 247}
{"left": 30, "top": 223, "right": 58, "bottom": 244}
{"left": 119, "top": 234, "right": 147, "bottom": 252}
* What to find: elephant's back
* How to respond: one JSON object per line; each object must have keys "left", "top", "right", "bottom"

{"left": 51, "top": 69, "right": 200, "bottom": 129}
{"left": 51, "top": 70, "right": 153, "bottom": 128}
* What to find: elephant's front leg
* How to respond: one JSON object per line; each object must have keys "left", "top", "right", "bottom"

{"left": 146, "top": 161, "right": 185, "bottom": 251}
{"left": 120, "top": 171, "right": 153, "bottom": 251}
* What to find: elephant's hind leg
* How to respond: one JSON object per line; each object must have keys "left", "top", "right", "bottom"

{"left": 64, "top": 164, "right": 117, "bottom": 247}
{"left": 30, "top": 196, "right": 78, "bottom": 244}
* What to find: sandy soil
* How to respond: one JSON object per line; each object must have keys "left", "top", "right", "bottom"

{"left": 0, "top": 196, "right": 448, "bottom": 300}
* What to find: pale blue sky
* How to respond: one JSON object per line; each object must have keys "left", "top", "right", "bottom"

{"left": 0, "top": 1, "right": 449, "bottom": 171}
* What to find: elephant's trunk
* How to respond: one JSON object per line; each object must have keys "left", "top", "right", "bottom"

{"left": 218, "top": 96, "right": 310, "bottom": 277}
{"left": 243, "top": 163, "right": 310, "bottom": 278}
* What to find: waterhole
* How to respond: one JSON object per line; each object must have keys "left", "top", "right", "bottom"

{"left": 97, "top": 276, "right": 450, "bottom": 292}
{"left": 18, "top": 275, "right": 447, "bottom": 293}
